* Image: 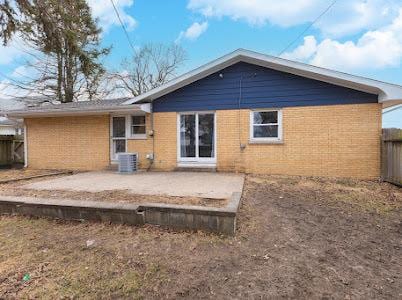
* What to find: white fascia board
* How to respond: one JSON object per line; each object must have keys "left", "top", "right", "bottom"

{"left": 123, "top": 49, "right": 402, "bottom": 106}
{"left": 140, "top": 103, "right": 152, "bottom": 113}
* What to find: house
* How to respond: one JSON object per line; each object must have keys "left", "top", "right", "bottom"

{"left": 0, "top": 117, "right": 23, "bottom": 136}
{"left": 4, "top": 49, "right": 402, "bottom": 179}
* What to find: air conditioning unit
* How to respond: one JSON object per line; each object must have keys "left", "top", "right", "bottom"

{"left": 118, "top": 153, "right": 138, "bottom": 173}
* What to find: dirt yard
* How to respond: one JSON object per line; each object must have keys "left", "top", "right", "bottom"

{"left": 0, "top": 173, "right": 401, "bottom": 299}
{"left": 0, "top": 169, "right": 64, "bottom": 182}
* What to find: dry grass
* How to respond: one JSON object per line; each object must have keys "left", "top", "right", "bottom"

{"left": 0, "top": 172, "right": 401, "bottom": 298}
{"left": 0, "top": 217, "right": 176, "bottom": 299}
{"left": 247, "top": 175, "right": 402, "bottom": 214}
{"left": 0, "top": 169, "right": 61, "bottom": 181}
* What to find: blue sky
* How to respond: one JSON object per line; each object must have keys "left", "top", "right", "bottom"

{"left": 1, "top": 0, "right": 401, "bottom": 127}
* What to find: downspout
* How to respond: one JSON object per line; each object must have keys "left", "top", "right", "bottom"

{"left": 147, "top": 104, "right": 155, "bottom": 171}
{"left": 23, "top": 120, "right": 28, "bottom": 168}
{"left": 238, "top": 74, "right": 243, "bottom": 150}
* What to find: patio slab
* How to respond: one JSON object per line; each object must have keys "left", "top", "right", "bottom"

{"left": 23, "top": 171, "right": 244, "bottom": 199}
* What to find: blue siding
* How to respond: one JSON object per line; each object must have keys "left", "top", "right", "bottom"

{"left": 152, "top": 62, "right": 378, "bottom": 112}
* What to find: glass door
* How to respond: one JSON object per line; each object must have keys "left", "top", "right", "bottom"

{"left": 111, "top": 116, "right": 127, "bottom": 160}
{"left": 179, "top": 112, "right": 215, "bottom": 164}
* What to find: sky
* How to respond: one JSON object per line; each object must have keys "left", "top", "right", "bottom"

{"left": 0, "top": 0, "right": 401, "bottom": 127}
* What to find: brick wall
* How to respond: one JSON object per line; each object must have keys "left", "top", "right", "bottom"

{"left": 25, "top": 103, "right": 382, "bottom": 178}
{"left": 26, "top": 115, "right": 110, "bottom": 170}
{"left": 127, "top": 114, "right": 153, "bottom": 169}
{"left": 152, "top": 112, "right": 177, "bottom": 170}
{"left": 217, "top": 103, "right": 382, "bottom": 178}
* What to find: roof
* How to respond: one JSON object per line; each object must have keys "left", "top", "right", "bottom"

{"left": 123, "top": 49, "right": 402, "bottom": 108}
{"left": 3, "top": 49, "right": 402, "bottom": 118}
{"left": 3, "top": 98, "right": 151, "bottom": 118}
{"left": 14, "top": 97, "right": 129, "bottom": 112}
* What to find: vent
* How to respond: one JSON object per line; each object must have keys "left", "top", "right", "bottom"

{"left": 118, "top": 153, "right": 138, "bottom": 173}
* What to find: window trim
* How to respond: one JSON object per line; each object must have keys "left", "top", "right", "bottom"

{"left": 249, "top": 109, "right": 283, "bottom": 143}
{"left": 130, "top": 115, "right": 147, "bottom": 139}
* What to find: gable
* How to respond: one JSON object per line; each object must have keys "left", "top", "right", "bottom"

{"left": 152, "top": 62, "right": 378, "bottom": 112}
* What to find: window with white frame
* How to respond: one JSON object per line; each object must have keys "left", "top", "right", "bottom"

{"left": 250, "top": 110, "right": 282, "bottom": 142}
{"left": 131, "top": 115, "right": 146, "bottom": 138}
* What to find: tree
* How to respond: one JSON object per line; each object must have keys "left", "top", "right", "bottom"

{"left": 114, "top": 43, "right": 186, "bottom": 97}
{"left": 0, "top": 0, "right": 109, "bottom": 102}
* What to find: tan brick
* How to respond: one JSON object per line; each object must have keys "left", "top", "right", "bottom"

{"left": 216, "top": 103, "right": 381, "bottom": 179}
{"left": 25, "top": 103, "right": 382, "bottom": 179}
{"left": 26, "top": 115, "right": 110, "bottom": 170}
{"left": 127, "top": 114, "right": 153, "bottom": 169}
{"left": 152, "top": 112, "right": 177, "bottom": 170}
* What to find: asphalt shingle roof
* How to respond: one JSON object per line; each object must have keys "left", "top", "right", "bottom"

{"left": 17, "top": 98, "right": 130, "bottom": 112}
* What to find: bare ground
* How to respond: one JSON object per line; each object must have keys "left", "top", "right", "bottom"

{"left": 0, "top": 173, "right": 401, "bottom": 299}
{"left": 0, "top": 169, "right": 64, "bottom": 181}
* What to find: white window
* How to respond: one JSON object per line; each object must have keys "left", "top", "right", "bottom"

{"left": 130, "top": 115, "right": 146, "bottom": 138}
{"left": 250, "top": 109, "right": 282, "bottom": 142}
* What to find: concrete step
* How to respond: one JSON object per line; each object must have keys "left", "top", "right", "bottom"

{"left": 174, "top": 167, "right": 217, "bottom": 172}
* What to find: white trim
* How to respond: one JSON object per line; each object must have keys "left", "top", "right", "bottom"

{"left": 110, "top": 113, "right": 148, "bottom": 162}
{"left": 122, "top": 49, "right": 402, "bottom": 107}
{"left": 129, "top": 115, "right": 147, "bottom": 139}
{"left": 177, "top": 111, "right": 217, "bottom": 165}
{"left": 249, "top": 109, "right": 283, "bottom": 143}
{"left": 23, "top": 122, "right": 28, "bottom": 168}
{"left": 110, "top": 116, "right": 128, "bottom": 161}
{"left": 177, "top": 162, "right": 216, "bottom": 168}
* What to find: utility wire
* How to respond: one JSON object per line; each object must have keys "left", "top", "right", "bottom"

{"left": 109, "top": 0, "right": 136, "bottom": 55}
{"left": 278, "top": 0, "right": 338, "bottom": 56}
{"left": 383, "top": 104, "right": 402, "bottom": 114}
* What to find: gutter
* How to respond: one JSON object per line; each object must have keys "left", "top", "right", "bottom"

{"left": 3, "top": 103, "right": 151, "bottom": 118}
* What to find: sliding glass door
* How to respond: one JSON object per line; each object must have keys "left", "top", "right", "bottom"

{"left": 178, "top": 112, "right": 216, "bottom": 164}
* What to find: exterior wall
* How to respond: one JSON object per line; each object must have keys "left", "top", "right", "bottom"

{"left": 26, "top": 115, "right": 110, "bottom": 170}
{"left": 127, "top": 113, "right": 153, "bottom": 169}
{"left": 24, "top": 103, "right": 381, "bottom": 179}
{"left": 216, "top": 103, "right": 382, "bottom": 179}
{"left": 153, "top": 62, "right": 378, "bottom": 112}
{"left": 152, "top": 112, "right": 177, "bottom": 170}
{"left": 150, "top": 103, "right": 381, "bottom": 178}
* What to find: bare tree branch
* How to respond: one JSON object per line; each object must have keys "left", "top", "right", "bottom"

{"left": 111, "top": 43, "right": 186, "bottom": 97}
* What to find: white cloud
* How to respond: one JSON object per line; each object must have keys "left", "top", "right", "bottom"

{"left": 188, "top": 0, "right": 401, "bottom": 37}
{"left": 282, "top": 36, "right": 317, "bottom": 61}
{"left": 282, "top": 9, "right": 402, "bottom": 71}
{"left": 87, "top": 0, "right": 137, "bottom": 32}
{"left": 176, "top": 21, "right": 208, "bottom": 43}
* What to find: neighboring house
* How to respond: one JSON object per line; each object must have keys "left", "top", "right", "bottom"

{"left": 4, "top": 49, "right": 402, "bottom": 179}
{"left": 0, "top": 117, "right": 22, "bottom": 136}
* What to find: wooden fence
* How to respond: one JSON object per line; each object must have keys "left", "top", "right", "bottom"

{"left": 381, "top": 128, "right": 402, "bottom": 187}
{"left": 0, "top": 136, "right": 24, "bottom": 167}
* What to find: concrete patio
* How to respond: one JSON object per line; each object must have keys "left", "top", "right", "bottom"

{"left": 23, "top": 171, "right": 245, "bottom": 199}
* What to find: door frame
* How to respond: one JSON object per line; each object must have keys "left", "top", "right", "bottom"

{"left": 176, "top": 111, "right": 217, "bottom": 166}
{"left": 110, "top": 115, "right": 128, "bottom": 162}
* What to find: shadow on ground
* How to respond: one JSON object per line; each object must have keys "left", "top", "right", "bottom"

{"left": 0, "top": 175, "right": 401, "bottom": 299}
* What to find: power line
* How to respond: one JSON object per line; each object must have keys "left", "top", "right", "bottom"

{"left": 278, "top": 0, "right": 338, "bottom": 56}
{"left": 383, "top": 104, "right": 402, "bottom": 114}
{"left": 109, "top": 0, "right": 136, "bottom": 55}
